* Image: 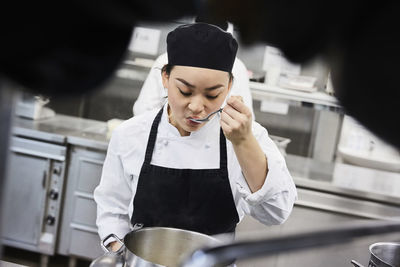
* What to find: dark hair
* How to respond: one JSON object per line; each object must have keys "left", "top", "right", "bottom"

{"left": 161, "top": 64, "right": 174, "bottom": 76}
{"left": 161, "top": 64, "right": 234, "bottom": 83}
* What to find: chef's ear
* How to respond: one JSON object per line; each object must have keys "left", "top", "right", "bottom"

{"left": 161, "top": 71, "right": 169, "bottom": 89}
{"left": 161, "top": 64, "right": 173, "bottom": 89}
{"left": 227, "top": 72, "right": 234, "bottom": 93}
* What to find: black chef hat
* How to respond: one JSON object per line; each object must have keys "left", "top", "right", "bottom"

{"left": 167, "top": 23, "right": 238, "bottom": 73}
{"left": 194, "top": 15, "right": 229, "bottom": 31}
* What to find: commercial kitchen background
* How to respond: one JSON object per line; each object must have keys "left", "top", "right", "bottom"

{"left": 1, "top": 18, "right": 400, "bottom": 267}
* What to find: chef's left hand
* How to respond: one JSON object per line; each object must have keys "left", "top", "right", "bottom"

{"left": 221, "top": 96, "right": 253, "bottom": 145}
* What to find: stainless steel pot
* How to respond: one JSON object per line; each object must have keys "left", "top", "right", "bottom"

{"left": 90, "top": 224, "right": 221, "bottom": 267}
{"left": 351, "top": 242, "right": 400, "bottom": 267}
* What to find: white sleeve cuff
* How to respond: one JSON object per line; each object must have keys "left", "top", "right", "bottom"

{"left": 97, "top": 214, "right": 132, "bottom": 246}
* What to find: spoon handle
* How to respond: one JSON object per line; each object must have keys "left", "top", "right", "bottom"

{"left": 190, "top": 108, "right": 223, "bottom": 122}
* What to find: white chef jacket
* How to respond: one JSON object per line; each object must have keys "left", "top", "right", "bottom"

{"left": 132, "top": 53, "right": 255, "bottom": 119}
{"left": 94, "top": 103, "right": 297, "bottom": 241}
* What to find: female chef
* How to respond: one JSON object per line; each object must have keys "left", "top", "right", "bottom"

{"left": 94, "top": 23, "right": 297, "bottom": 251}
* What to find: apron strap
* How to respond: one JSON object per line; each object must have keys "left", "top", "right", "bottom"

{"left": 144, "top": 108, "right": 163, "bottom": 165}
{"left": 219, "top": 128, "right": 228, "bottom": 171}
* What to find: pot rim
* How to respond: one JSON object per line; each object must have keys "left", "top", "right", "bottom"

{"left": 369, "top": 242, "right": 400, "bottom": 267}
{"left": 122, "top": 226, "right": 222, "bottom": 267}
{"left": 124, "top": 226, "right": 221, "bottom": 242}
{"left": 369, "top": 242, "right": 400, "bottom": 251}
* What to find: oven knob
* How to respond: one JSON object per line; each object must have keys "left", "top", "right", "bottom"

{"left": 53, "top": 166, "right": 62, "bottom": 175}
{"left": 46, "top": 215, "right": 56, "bottom": 226}
{"left": 49, "top": 189, "right": 59, "bottom": 200}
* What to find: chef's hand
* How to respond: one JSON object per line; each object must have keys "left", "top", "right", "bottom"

{"left": 221, "top": 96, "right": 267, "bottom": 192}
{"left": 108, "top": 241, "right": 123, "bottom": 252}
{"left": 221, "top": 96, "right": 253, "bottom": 145}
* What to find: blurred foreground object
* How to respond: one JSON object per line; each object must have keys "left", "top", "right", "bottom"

{"left": 207, "top": 0, "right": 400, "bottom": 149}
{"left": 0, "top": 0, "right": 399, "bottom": 149}
{"left": 182, "top": 220, "right": 400, "bottom": 267}
{"left": 0, "top": 1, "right": 197, "bottom": 96}
{"left": 0, "top": 84, "right": 17, "bottom": 257}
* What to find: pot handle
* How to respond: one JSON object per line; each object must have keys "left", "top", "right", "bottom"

{"left": 350, "top": 260, "right": 365, "bottom": 267}
{"left": 101, "top": 233, "right": 125, "bottom": 253}
{"left": 133, "top": 223, "right": 144, "bottom": 232}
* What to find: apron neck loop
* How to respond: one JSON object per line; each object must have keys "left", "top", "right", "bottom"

{"left": 144, "top": 108, "right": 163, "bottom": 164}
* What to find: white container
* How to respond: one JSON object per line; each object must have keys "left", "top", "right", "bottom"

{"left": 270, "top": 135, "right": 291, "bottom": 157}
{"left": 337, "top": 116, "right": 400, "bottom": 172}
{"left": 265, "top": 66, "right": 281, "bottom": 86}
{"left": 15, "top": 96, "right": 55, "bottom": 120}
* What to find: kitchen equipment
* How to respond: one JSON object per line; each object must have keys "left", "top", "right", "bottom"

{"left": 15, "top": 94, "right": 55, "bottom": 120}
{"left": 277, "top": 73, "right": 317, "bottom": 92}
{"left": 265, "top": 66, "right": 281, "bottom": 86}
{"left": 351, "top": 242, "right": 400, "bottom": 267}
{"left": 337, "top": 116, "right": 400, "bottom": 172}
{"left": 1, "top": 136, "right": 67, "bottom": 255}
{"left": 269, "top": 135, "right": 291, "bottom": 157}
{"left": 189, "top": 108, "right": 223, "bottom": 123}
{"left": 90, "top": 225, "right": 221, "bottom": 267}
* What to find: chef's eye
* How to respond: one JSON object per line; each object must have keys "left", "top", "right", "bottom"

{"left": 206, "top": 94, "right": 219, "bottom": 99}
{"left": 178, "top": 88, "right": 191, "bottom": 96}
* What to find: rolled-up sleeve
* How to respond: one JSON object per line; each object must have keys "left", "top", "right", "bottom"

{"left": 94, "top": 130, "right": 133, "bottom": 242}
{"left": 235, "top": 122, "right": 297, "bottom": 225}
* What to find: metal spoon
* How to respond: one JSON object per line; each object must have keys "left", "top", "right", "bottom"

{"left": 189, "top": 108, "right": 223, "bottom": 123}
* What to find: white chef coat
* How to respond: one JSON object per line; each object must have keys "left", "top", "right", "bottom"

{"left": 132, "top": 53, "right": 255, "bottom": 119}
{"left": 94, "top": 103, "right": 297, "bottom": 241}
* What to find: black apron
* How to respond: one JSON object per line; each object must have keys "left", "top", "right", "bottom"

{"left": 131, "top": 108, "right": 239, "bottom": 235}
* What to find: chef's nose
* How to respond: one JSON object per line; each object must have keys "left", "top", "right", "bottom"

{"left": 188, "top": 95, "right": 204, "bottom": 114}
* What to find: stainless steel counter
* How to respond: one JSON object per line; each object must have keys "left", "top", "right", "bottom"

{"left": 287, "top": 154, "right": 400, "bottom": 206}
{"left": 12, "top": 114, "right": 109, "bottom": 150}
{"left": 11, "top": 114, "right": 400, "bottom": 206}
{"left": 0, "top": 260, "right": 28, "bottom": 267}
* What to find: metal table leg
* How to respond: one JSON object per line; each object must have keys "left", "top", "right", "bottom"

{"left": 40, "top": 254, "right": 49, "bottom": 267}
{"left": 68, "top": 256, "right": 77, "bottom": 267}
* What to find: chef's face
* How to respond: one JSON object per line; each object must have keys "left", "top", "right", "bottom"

{"left": 162, "top": 65, "right": 232, "bottom": 136}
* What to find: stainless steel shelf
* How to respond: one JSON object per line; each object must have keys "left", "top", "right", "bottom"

{"left": 250, "top": 81, "right": 340, "bottom": 109}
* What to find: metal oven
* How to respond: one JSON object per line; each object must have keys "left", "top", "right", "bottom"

{"left": 1, "top": 136, "right": 66, "bottom": 255}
